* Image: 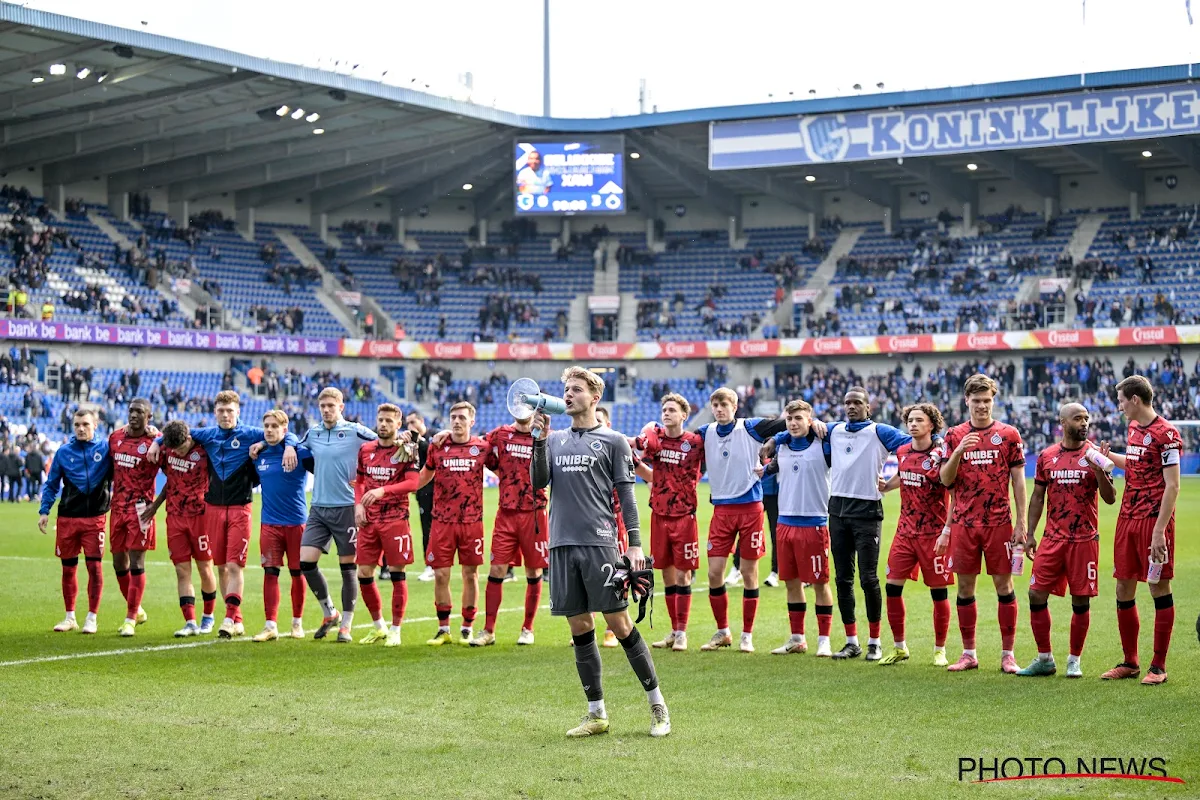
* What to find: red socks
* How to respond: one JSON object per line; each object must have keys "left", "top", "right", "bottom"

{"left": 742, "top": 588, "right": 759, "bottom": 634}
{"left": 1152, "top": 595, "right": 1175, "bottom": 671}
{"left": 868, "top": 620, "right": 881, "bottom": 640}
{"left": 1069, "top": 604, "right": 1090, "bottom": 658}
{"left": 664, "top": 586, "right": 679, "bottom": 630}
{"left": 844, "top": 621, "right": 857, "bottom": 638}
{"left": 1030, "top": 603, "right": 1052, "bottom": 653}
{"left": 180, "top": 597, "right": 196, "bottom": 623}
{"left": 815, "top": 604, "right": 833, "bottom": 637}
{"left": 435, "top": 603, "right": 452, "bottom": 628}
{"left": 263, "top": 571, "right": 281, "bottom": 622}
{"left": 485, "top": 576, "right": 504, "bottom": 634}
{"left": 85, "top": 559, "right": 103, "bottom": 614}
{"left": 957, "top": 596, "right": 977, "bottom": 650}
{"left": 932, "top": 596, "right": 951, "bottom": 648}
{"left": 709, "top": 586, "right": 729, "bottom": 629}
{"left": 359, "top": 577, "right": 382, "bottom": 620}
{"left": 61, "top": 562, "right": 78, "bottom": 612}
{"left": 115, "top": 569, "right": 130, "bottom": 602}
{"left": 1117, "top": 599, "right": 1140, "bottom": 665}
{"left": 523, "top": 577, "right": 541, "bottom": 631}
{"left": 127, "top": 569, "right": 146, "bottom": 620}
{"left": 224, "top": 593, "right": 241, "bottom": 621}
{"left": 290, "top": 571, "right": 306, "bottom": 618}
{"left": 391, "top": 578, "right": 408, "bottom": 626}
{"left": 462, "top": 606, "right": 476, "bottom": 629}
{"left": 676, "top": 587, "right": 691, "bottom": 631}
{"left": 202, "top": 591, "right": 216, "bottom": 617}
{"left": 886, "top": 594, "right": 906, "bottom": 644}
{"left": 788, "top": 602, "right": 807, "bottom": 635}
{"left": 997, "top": 593, "right": 1018, "bottom": 651}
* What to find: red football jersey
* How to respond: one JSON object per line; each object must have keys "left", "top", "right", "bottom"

{"left": 942, "top": 420, "right": 1025, "bottom": 528}
{"left": 1121, "top": 415, "right": 1183, "bottom": 519}
{"left": 108, "top": 429, "right": 159, "bottom": 511}
{"left": 427, "top": 436, "right": 487, "bottom": 524}
{"left": 163, "top": 442, "right": 209, "bottom": 517}
{"left": 895, "top": 443, "right": 949, "bottom": 537}
{"left": 356, "top": 441, "right": 420, "bottom": 523}
{"left": 639, "top": 429, "right": 705, "bottom": 516}
{"left": 483, "top": 425, "right": 546, "bottom": 512}
{"left": 1034, "top": 443, "right": 1101, "bottom": 542}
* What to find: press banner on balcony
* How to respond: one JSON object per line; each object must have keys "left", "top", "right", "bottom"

{"left": 710, "top": 82, "right": 1200, "bottom": 169}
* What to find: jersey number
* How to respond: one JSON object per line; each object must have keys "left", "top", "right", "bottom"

{"left": 933, "top": 555, "right": 949, "bottom": 576}
{"left": 683, "top": 542, "right": 699, "bottom": 561}
{"left": 394, "top": 534, "right": 411, "bottom": 554}
{"left": 534, "top": 541, "right": 548, "bottom": 558}
{"left": 749, "top": 531, "right": 764, "bottom": 551}
{"left": 474, "top": 538, "right": 484, "bottom": 556}
{"left": 198, "top": 534, "right": 210, "bottom": 554}
{"left": 601, "top": 563, "right": 616, "bottom": 587}
{"left": 347, "top": 527, "right": 358, "bottom": 545}
{"left": 1087, "top": 561, "right": 1097, "bottom": 581}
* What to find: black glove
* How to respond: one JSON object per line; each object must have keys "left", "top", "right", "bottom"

{"left": 612, "top": 555, "right": 655, "bottom": 625}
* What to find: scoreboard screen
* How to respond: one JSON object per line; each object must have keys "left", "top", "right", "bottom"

{"left": 513, "top": 136, "right": 626, "bottom": 216}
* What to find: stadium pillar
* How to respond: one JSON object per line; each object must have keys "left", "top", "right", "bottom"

{"left": 1129, "top": 191, "right": 1141, "bottom": 221}
{"left": 962, "top": 201, "right": 973, "bottom": 230}
{"left": 477, "top": 217, "right": 488, "bottom": 246}
{"left": 236, "top": 206, "right": 255, "bottom": 240}
{"left": 168, "top": 199, "right": 189, "bottom": 228}
{"left": 107, "top": 190, "right": 129, "bottom": 221}
{"left": 392, "top": 213, "right": 406, "bottom": 244}
{"left": 1043, "top": 196, "right": 1058, "bottom": 220}
{"left": 645, "top": 216, "right": 655, "bottom": 248}
{"left": 561, "top": 218, "right": 571, "bottom": 244}
{"left": 807, "top": 212, "right": 817, "bottom": 239}
{"left": 883, "top": 206, "right": 894, "bottom": 235}
{"left": 728, "top": 215, "right": 742, "bottom": 247}
{"left": 311, "top": 211, "right": 329, "bottom": 242}
{"left": 47, "top": 184, "right": 66, "bottom": 217}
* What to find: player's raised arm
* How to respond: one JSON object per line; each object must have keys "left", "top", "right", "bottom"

{"left": 530, "top": 412, "right": 551, "bottom": 490}
{"left": 940, "top": 429, "right": 980, "bottom": 487}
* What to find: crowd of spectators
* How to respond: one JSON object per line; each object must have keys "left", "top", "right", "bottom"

{"left": 246, "top": 304, "right": 306, "bottom": 334}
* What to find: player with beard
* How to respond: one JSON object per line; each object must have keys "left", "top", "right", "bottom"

{"left": 108, "top": 398, "right": 158, "bottom": 636}
{"left": 1017, "top": 403, "right": 1115, "bottom": 678}
{"left": 405, "top": 410, "right": 437, "bottom": 582}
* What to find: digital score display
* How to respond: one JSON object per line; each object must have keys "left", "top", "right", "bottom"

{"left": 513, "top": 136, "right": 626, "bottom": 216}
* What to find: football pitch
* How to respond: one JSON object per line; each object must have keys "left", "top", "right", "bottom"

{"left": 1, "top": 481, "right": 1198, "bottom": 800}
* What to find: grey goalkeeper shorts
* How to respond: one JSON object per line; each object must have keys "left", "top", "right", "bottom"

{"left": 301, "top": 505, "right": 358, "bottom": 556}
{"left": 549, "top": 544, "right": 628, "bottom": 618}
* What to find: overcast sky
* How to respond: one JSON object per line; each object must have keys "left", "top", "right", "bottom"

{"left": 22, "top": 0, "right": 1200, "bottom": 117}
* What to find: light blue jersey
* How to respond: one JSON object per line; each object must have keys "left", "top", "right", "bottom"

{"left": 299, "top": 419, "right": 376, "bottom": 507}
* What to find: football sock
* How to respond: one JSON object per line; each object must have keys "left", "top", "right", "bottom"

{"left": 1030, "top": 602, "right": 1052, "bottom": 656}
{"left": 788, "top": 601, "right": 807, "bottom": 635}
{"left": 84, "top": 557, "right": 103, "bottom": 614}
{"left": 676, "top": 586, "right": 692, "bottom": 631}
{"left": 485, "top": 576, "right": 504, "bottom": 634}
{"left": 523, "top": 577, "right": 541, "bottom": 630}
{"left": 339, "top": 562, "right": 358, "bottom": 614}
{"left": 128, "top": 568, "right": 146, "bottom": 621}
{"left": 997, "top": 592, "right": 1018, "bottom": 652}
{"left": 957, "top": 595, "right": 977, "bottom": 650}
{"left": 844, "top": 622, "right": 858, "bottom": 638}
{"left": 436, "top": 603, "right": 452, "bottom": 632}
{"left": 359, "top": 576, "right": 382, "bottom": 621}
{"left": 224, "top": 593, "right": 241, "bottom": 623}
{"left": 709, "top": 585, "right": 729, "bottom": 630}
{"left": 572, "top": 629, "right": 604, "bottom": 702}
{"left": 391, "top": 572, "right": 408, "bottom": 626}
{"left": 289, "top": 568, "right": 305, "bottom": 618}
{"left": 846, "top": 634, "right": 859, "bottom": 647}
{"left": 341, "top": 610, "right": 354, "bottom": 630}
{"left": 886, "top": 583, "right": 906, "bottom": 645}
{"left": 263, "top": 567, "right": 281, "bottom": 623}
{"left": 617, "top": 627, "right": 660, "bottom": 702}
{"left": 462, "top": 605, "right": 476, "bottom": 631}
{"left": 895, "top": 639, "right": 907, "bottom": 651}
{"left": 1116, "top": 598, "right": 1139, "bottom": 665}
{"left": 115, "top": 568, "right": 130, "bottom": 602}
{"left": 180, "top": 595, "right": 196, "bottom": 623}
{"left": 202, "top": 590, "right": 217, "bottom": 617}
{"left": 931, "top": 588, "right": 951, "bottom": 649}
{"left": 60, "top": 558, "right": 79, "bottom": 612}
{"left": 588, "top": 699, "right": 607, "bottom": 718}
{"left": 300, "top": 561, "right": 335, "bottom": 616}
{"left": 741, "top": 588, "right": 759, "bottom": 634}
{"left": 664, "top": 586, "right": 679, "bottom": 631}
{"left": 864, "top": 581, "right": 883, "bottom": 640}
{"left": 1070, "top": 602, "right": 1090, "bottom": 658}
{"left": 816, "top": 604, "right": 833, "bottom": 638}
{"left": 1151, "top": 594, "right": 1174, "bottom": 671}
{"left": 647, "top": 687, "right": 665, "bottom": 707}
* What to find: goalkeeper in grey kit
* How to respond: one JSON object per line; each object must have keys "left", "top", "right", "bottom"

{"left": 531, "top": 365, "right": 671, "bottom": 738}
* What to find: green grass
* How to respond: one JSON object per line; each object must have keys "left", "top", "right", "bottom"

{"left": 1, "top": 481, "right": 1198, "bottom": 799}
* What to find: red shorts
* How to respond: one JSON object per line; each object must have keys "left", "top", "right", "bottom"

{"left": 1113, "top": 516, "right": 1175, "bottom": 582}
{"left": 205, "top": 503, "right": 252, "bottom": 567}
{"left": 651, "top": 512, "right": 699, "bottom": 571}
{"left": 167, "top": 515, "right": 211, "bottom": 564}
{"left": 357, "top": 519, "right": 415, "bottom": 568}
{"left": 491, "top": 509, "right": 549, "bottom": 569}
{"left": 616, "top": 514, "right": 628, "bottom": 554}
{"left": 887, "top": 534, "right": 954, "bottom": 588}
{"left": 950, "top": 521, "right": 1014, "bottom": 576}
{"left": 54, "top": 515, "right": 106, "bottom": 560}
{"left": 707, "top": 503, "right": 766, "bottom": 560}
{"left": 260, "top": 524, "right": 304, "bottom": 569}
{"left": 428, "top": 520, "right": 485, "bottom": 569}
{"left": 776, "top": 524, "right": 831, "bottom": 584}
{"left": 1030, "top": 535, "right": 1099, "bottom": 597}
{"left": 109, "top": 509, "right": 156, "bottom": 554}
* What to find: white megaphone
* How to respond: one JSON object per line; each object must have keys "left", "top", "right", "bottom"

{"left": 507, "top": 377, "right": 567, "bottom": 437}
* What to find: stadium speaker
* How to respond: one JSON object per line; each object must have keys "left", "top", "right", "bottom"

{"left": 328, "top": 89, "right": 348, "bottom": 101}
{"left": 112, "top": 45, "right": 135, "bottom": 59}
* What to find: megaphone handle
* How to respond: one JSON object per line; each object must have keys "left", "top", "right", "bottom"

{"left": 532, "top": 426, "right": 542, "bottom": 439}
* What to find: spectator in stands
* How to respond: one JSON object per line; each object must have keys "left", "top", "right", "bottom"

{"left": 247, "top": 364, "right": 264, "bottom": 396}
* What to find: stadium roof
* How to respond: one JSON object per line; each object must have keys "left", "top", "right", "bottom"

{"left": 3, "top": 3, "right": 1200, "bottom": 217}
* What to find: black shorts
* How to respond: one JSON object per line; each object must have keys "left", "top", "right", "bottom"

{"left": 549, "top": 544, "right": 628, "bottom": 618}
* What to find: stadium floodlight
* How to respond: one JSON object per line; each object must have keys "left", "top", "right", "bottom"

{"left": 76, "top": 67, "right": 90, "bottom": 79}
{"left": 967, "top": 163, "right": 978, "bottom": 171}
{"left": 31, "top": 75, "right": 44, "bottom": 83}
{"left": 275, "top": 105, "right": 289, "bottom": 116}
{"left": 290, "top": 108, "right": 305, "bottom": 120}
{"left": 630, "top": 152, "right": 640, "bottom": 159}
{"left": 97, "top": 72, "right": 109, "bottom": 83}
{"left": 305, "top": 112, "right": 320, "bottom": 123}
{"left": 312, "top": 128, "right": 325, "bottom": 135}
{"left": 49, "top": 63, "right": 66, "bottom": 75}
{"left": 462, "top": 183, "right": 473, "bottom": 191}
{"left": 1142, "top": 150, "right": 1153, "bottom": 158}
{"left": 805, "top": 175, "right": 816, "bottom": 182}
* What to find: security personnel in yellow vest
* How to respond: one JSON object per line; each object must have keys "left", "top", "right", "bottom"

{"left": 41, "top": 300, "right": 54, "bottom": 321}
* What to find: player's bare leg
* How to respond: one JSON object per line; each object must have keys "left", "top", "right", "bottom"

{"left": 427, "top": 566, "right": 455, "bottom": 645}
{"left": 458, "top": 564, "right": 479, "bottom": 643}
{"left": 738, "top": 556, "right": 761, "bottom": 652}
{"left": 991, "top": 572, "right": 1019, "bottom": 673}
{"left": 356, "top": 563, "right": 388, "bottom": 644}
{"left": 472, "top": 562, "right": 509, "bottom": 647}
{"left": 700, "top": 555, "right": 733, "bottom": 650}
{"left": 772, "top": 578, "right": 810, "bottom": 655}
{"left": 879, "top": 579, "right": 911, "bottom": 665}
{"left": 516, "top": 565, "right": 543, "bottom": 645}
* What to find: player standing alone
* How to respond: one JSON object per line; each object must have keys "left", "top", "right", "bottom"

{"left": 877, "top": 403, "right": 955, "bottom": 666}
{"left": 108, "top": 398, "right": 158, "bottom": 636}
{"left": 1099, "top": 376, "right": 1182, "bottom": 685}
{"left": 530, "top": 366, "right": 669, "bottom": 738}
{"left": 939, "top": 374, "right": 1027, "bottom": 673}
{"left": 1017, "top": 403, "right": 1115, "bottom": 678}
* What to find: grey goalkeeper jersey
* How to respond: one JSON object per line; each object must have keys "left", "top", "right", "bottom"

{"left": 531, "top": 425, "right": 637, "bottom": 548}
